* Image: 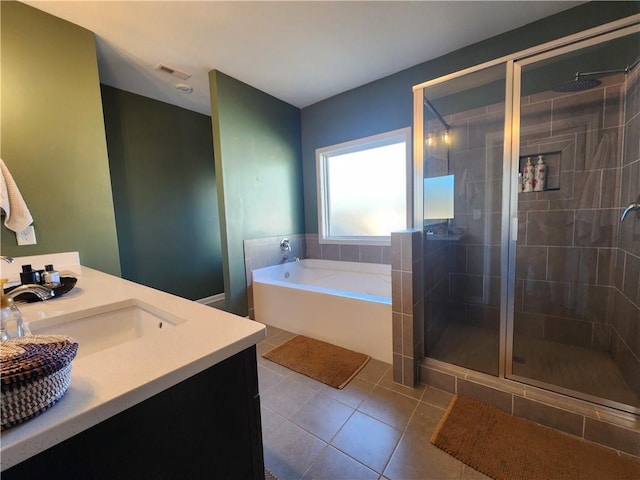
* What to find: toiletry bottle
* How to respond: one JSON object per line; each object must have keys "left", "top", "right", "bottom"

{"left": 1, "top": 278, "right": 24, "bottom": 339}
{"left": 44, "top": 264, "right": 61, "bottom": 288}
{"left": 534, "top": 155, "right": 546, "bottom": 192}
{"left": 20, "top": 264, "right": 39, "bottom": 285}
{"left": 522, "top": 157, "right": 534, "bottom": 193}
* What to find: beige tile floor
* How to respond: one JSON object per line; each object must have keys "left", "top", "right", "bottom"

{"left": 257, "top": 325, "right": 490, "bottom": 480}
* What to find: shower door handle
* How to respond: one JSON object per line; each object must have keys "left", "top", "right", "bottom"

{"left": 621, "top": 196, "right": 640, "bottom": 221}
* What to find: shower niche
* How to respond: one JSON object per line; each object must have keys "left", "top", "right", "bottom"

{"left": 414, "top": 22, "right": 640, "bottom": 416}
{"left": 517, "top": 151, "right": 561, "bottom": 192}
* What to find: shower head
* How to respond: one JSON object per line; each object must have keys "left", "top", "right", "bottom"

{"left": 553, "top": 57, "right": 640, "bottom": 93}
{"left": 553, "top": 76, "right": 602, "bottom": 92}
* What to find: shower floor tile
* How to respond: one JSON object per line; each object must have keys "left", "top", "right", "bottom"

{"left": 428, "top": 323, "right": 637, "bottom": 408}
{"left": 512, "top": 334, "right": 638, "bottom": 407}
{"left": 258, "top": 325, "right": 490, "bottom": 480}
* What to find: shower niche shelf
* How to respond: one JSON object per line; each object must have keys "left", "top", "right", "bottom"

{"left": 518, "top": 150, "right": 561, "bottom": 192}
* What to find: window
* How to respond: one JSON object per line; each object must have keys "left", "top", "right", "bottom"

{"left": 316, "top": 127, "right": 411, "bottom": 244}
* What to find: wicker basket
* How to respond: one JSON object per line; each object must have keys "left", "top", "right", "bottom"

{"left": 1, "top": 335, "right": 78, "bottom": 430}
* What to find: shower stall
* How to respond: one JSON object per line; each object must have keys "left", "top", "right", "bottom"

{"left": 414, "top": 18, "right": 639, "bottom": 414}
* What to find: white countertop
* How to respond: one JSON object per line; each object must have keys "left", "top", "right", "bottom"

{"left": 0, "top": 261, "right": 266, "bottom": 471}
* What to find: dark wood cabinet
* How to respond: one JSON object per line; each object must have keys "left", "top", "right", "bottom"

{"left": 3, "top": 346, "right": 264, "bottom": 480}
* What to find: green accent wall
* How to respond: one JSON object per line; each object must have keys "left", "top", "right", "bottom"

{"left": 0, "top": 1, "right": 120, "bottom": 275}
{"left": 209, "top": 71, "right": 303, "bottom": 315}
{"left": 101, "top": 85, "right": 223, "bottom": 300}
{"left": 301, "top": 1, "right": 640, "bottom": 233}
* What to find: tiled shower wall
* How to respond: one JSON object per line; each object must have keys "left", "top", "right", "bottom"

{"left": 424, "top": 69, "right": 639, "bottom": 393}
{"left": 516, "top": 72, "right": 625, "bottom": 350}
{"left": 515, "top": 69, "right": 639, "bottom": 397}
{"left": 613, "top": 63, "right": 640, "bottom": 393}
{"left": 423, "top": 235, "right": 453, "bottom": 362}
{"left": 423, "top": 101, "right": 505, "bottom": 376}
{"left": 419, "top": 67, "right": 640, "bottom": 458}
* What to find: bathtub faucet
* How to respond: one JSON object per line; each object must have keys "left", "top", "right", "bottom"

{"left": 280, "top": 238, "right": 299, "bottom": 262}
{"left": 280, "top": 238, "right": 292, "bottom": 252}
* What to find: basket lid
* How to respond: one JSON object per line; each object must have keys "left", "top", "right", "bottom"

{"left": 1, "top": 335, "right": 78, "bottom": 388}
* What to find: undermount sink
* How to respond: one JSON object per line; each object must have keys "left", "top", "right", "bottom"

{"left": 27, "top": 299, "right": 187, "bottom": 358}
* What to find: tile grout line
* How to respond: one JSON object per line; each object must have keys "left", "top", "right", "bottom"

{"left": 379, "top": 395, "right": 423, "bottom": 478}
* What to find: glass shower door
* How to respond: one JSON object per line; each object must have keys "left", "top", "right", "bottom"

{"left": 421, "top": 64, "right": 508, "bottom": 376}
{"left": 509, "top": 31, "right": 640, "bottom": 411}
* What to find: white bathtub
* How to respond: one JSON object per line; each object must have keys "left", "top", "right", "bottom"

{"left": 252, "top": 259, "right": 392, "bottom": 363}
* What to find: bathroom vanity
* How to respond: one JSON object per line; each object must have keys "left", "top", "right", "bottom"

{"left": 0, "top": 253, "right": 266, "bottom": 479}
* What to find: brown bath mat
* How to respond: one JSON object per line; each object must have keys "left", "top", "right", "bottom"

{"left": 262, "top": 335, "right": 370, "bottom": 389}
{"left": 431, "top": 395, "right": 640, "bottom": 480}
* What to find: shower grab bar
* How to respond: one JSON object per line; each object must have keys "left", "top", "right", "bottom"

{"left": 620, "top": 195, "right": 640, "bottom": 222}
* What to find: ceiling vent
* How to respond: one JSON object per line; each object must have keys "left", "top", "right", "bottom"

{"left": 154, "top": 64, "right": 191, "bottom": 80}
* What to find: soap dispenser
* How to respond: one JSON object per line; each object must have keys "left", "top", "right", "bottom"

{"left": 1, "top": 278, "right": 24, "bottom": 340}
{"left": 534, "top": 155, "right": 546, "bottom": 192}
{"left": 522, "top": 157, "right": 534, "bottom": 193}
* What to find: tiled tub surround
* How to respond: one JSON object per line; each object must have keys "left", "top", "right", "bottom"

{"left": 244, "top": 234, "right": 390, "bottom": 319}
{"left": 304, "top": 233, "right": 391, "bottom": 265}
{"left": 246, "top": 233, "right": 411, "bottom": 383}
{"left": 245, "top": 235, "right": 391, "bottom": 318}
{"left": 244, "top": 234, "right": 306, "bottom": 319}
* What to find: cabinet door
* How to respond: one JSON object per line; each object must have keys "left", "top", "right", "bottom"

{"left": 3, "top": 346, "right": 265, "bottom": 480}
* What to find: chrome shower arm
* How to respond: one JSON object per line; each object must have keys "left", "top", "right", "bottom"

{"left": 576, "top": 56, "right": 640, "bottom": 80}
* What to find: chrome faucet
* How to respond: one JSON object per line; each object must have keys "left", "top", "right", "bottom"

{"left": 1, "top": 256, "right": 14, "bottom": 263}
{"left": 6, "top": 284, "right": 55, "bottom": 301}
{"left": 621, "top": 195, "right": 640, "bottom": 221}
{"left": 280, "top": 238, "right": 292, "bottom": 252}
{"left": 279, "top": 238, "right": 299, "bottom": 263}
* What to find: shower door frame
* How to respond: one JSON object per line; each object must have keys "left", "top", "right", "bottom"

{"left": 505, "top": 22, "right": 640, "bottom": 414}
{"left": 413, "top": 14, "right": 640, "bottom": 414}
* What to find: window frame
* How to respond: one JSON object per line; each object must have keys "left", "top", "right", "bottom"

{"left": 315, "top": 127, "right": 412, "bottom": 245}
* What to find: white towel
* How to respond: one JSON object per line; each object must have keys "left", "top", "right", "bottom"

{"left": 0, "top": 158, "right": 33, "bottom": 233}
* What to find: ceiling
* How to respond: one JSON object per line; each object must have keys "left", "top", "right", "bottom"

{"left": 25, "top": 1, "right": 582, "bottom": 115}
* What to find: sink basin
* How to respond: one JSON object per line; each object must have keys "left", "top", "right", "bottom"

{"left": 27, "top": 299, "right": 187, "bottom": 358}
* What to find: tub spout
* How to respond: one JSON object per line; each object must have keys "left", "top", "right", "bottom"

{"left": 282, "top": 254, "right": 299, "bottom": 263}
{"left": 1, "top": 256, "right": 14, "bottom": 263}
